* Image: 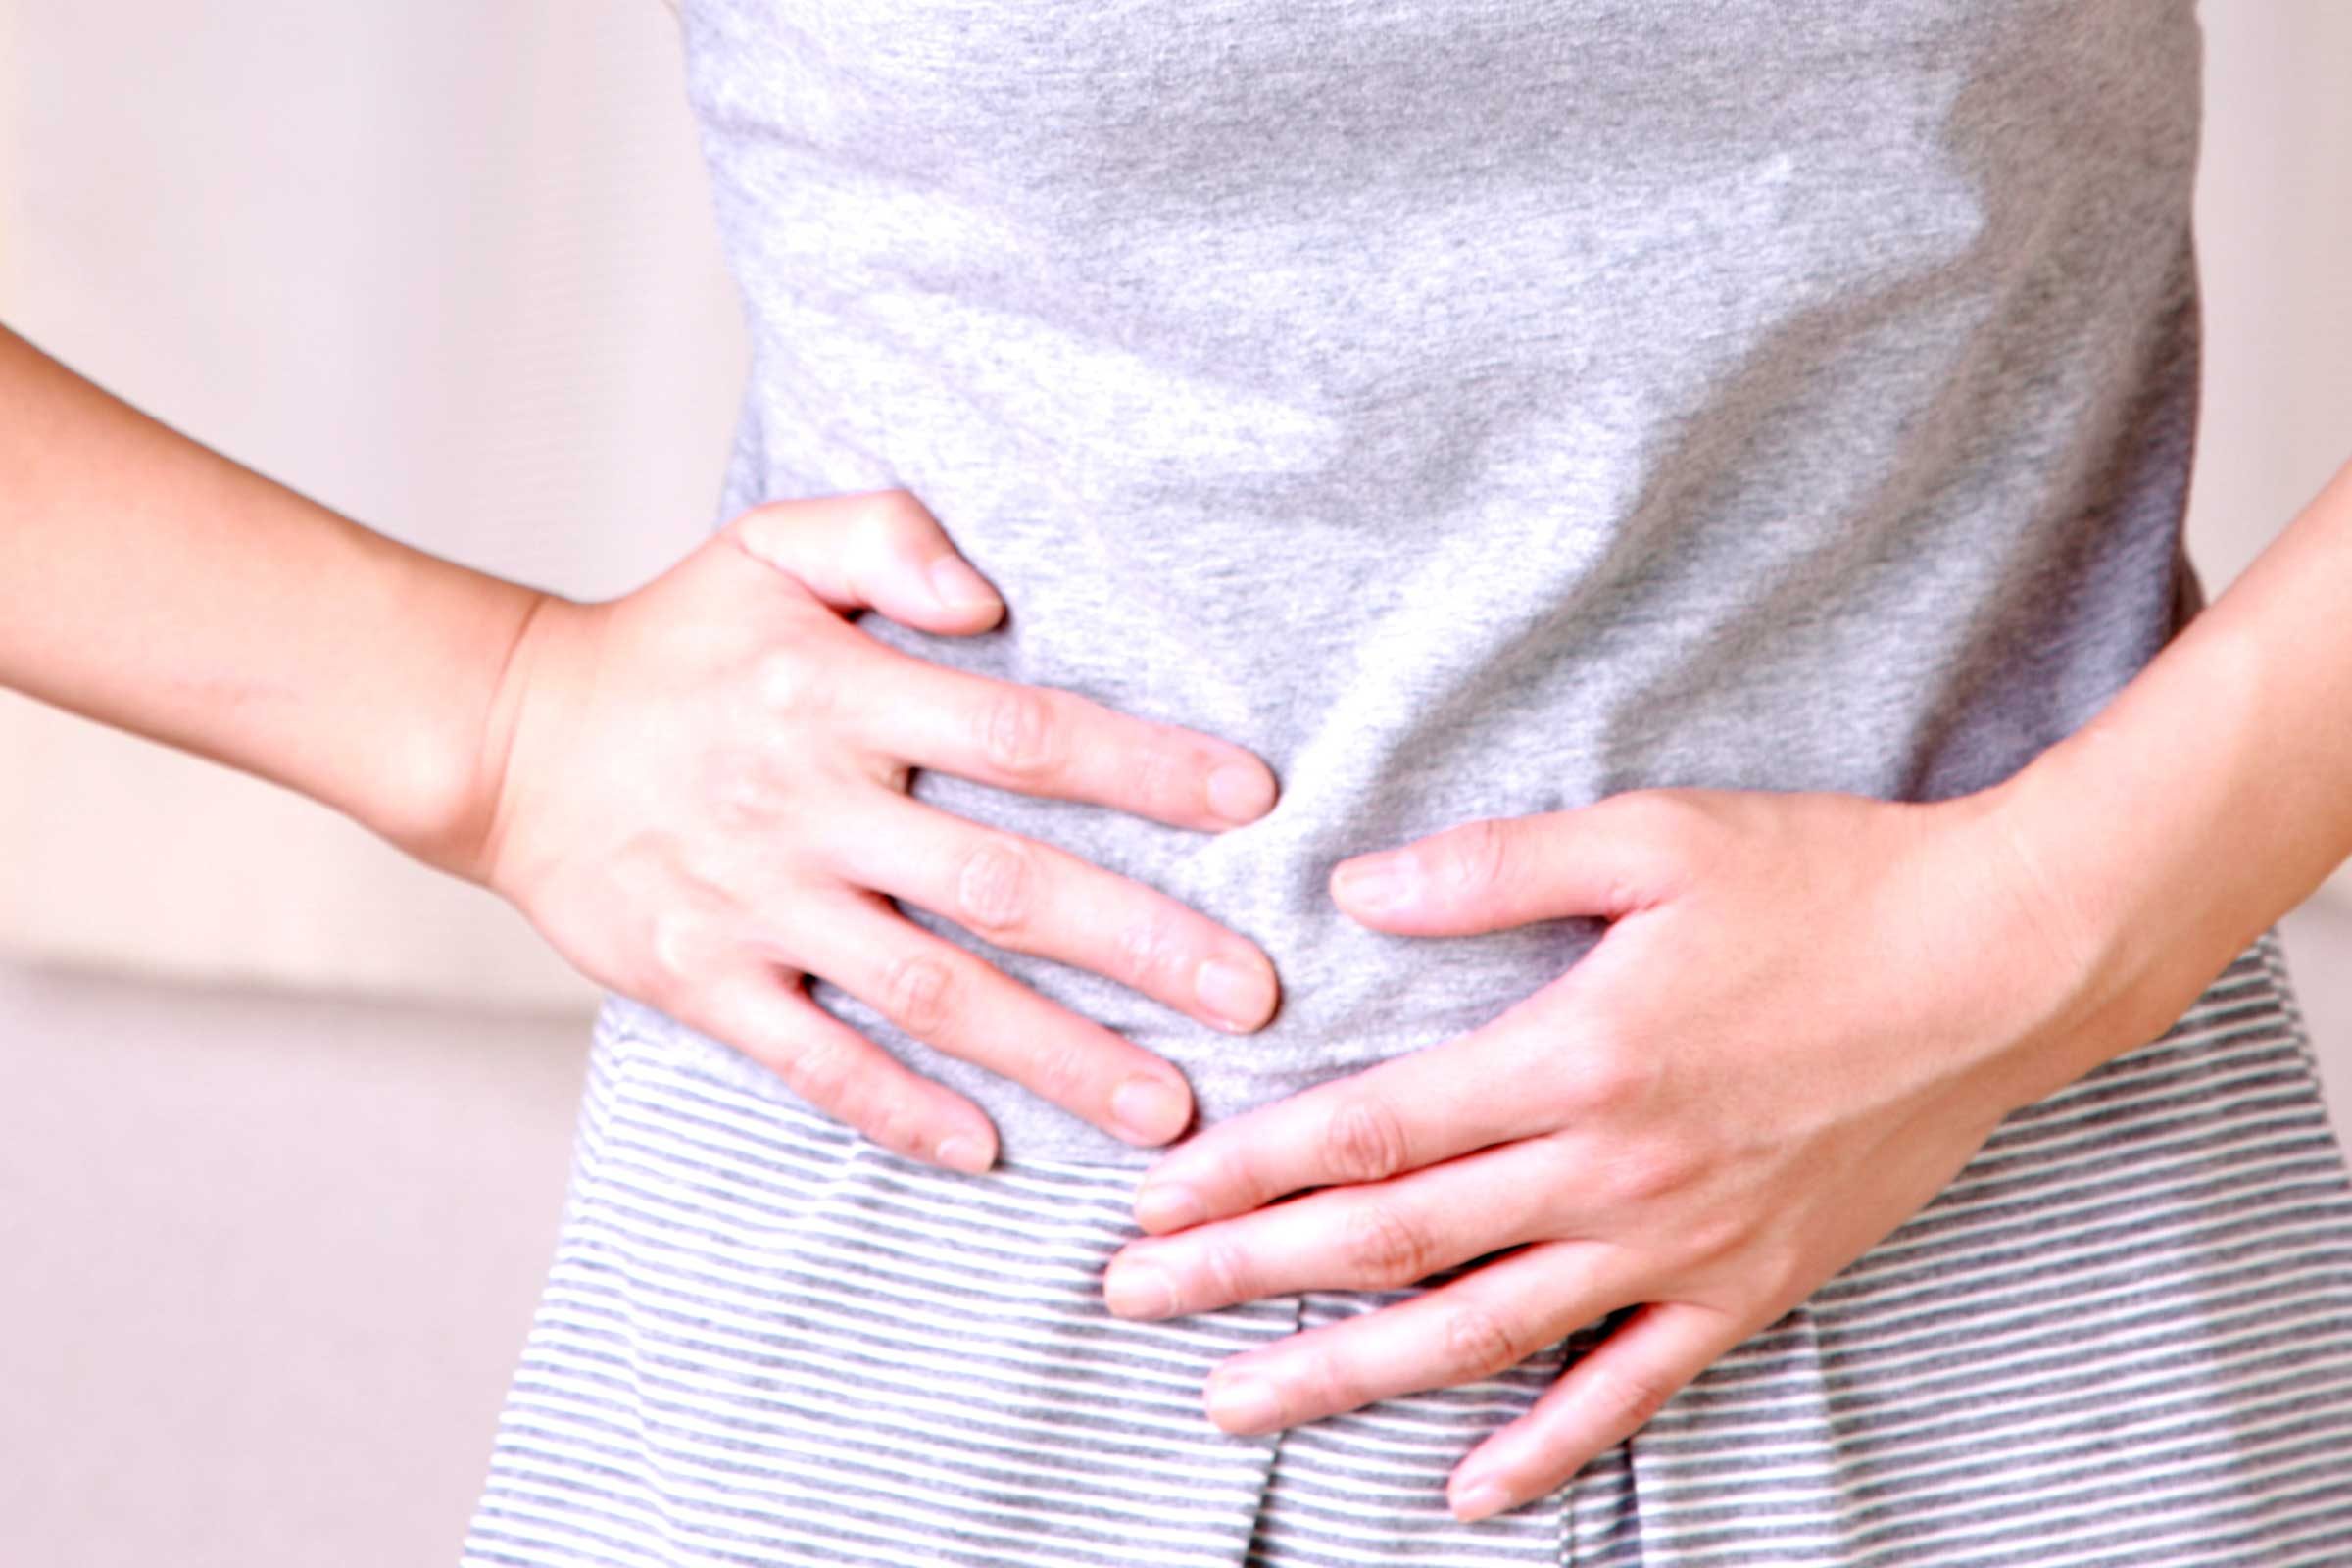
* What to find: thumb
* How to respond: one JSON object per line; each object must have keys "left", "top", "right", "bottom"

{"left": 725, "top": 487, "right": 1006, "bottom": 633}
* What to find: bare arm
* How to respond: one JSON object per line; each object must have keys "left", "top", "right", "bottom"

{"left": 0, "top": 317, "right": 1290, "bottom": 1163}
{"left": 1989, "top": 452, "right": 2352, "bottom": 1106}
{"left": 0, "top": 320, "right": 548, "bottom": 881}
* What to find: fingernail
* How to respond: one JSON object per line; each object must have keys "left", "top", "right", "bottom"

{"left": 1194, "top": 953, "right": 1275, "bottom": 1031}
{"left": 1204, "top": 1375, "right": 1282, "bottom": 1434}
{"left": 1332, "top": 853, "right": 1414, "bottom": 914}
{"left": 928, "top": 555, "right": 1002, "bottom": 610}
{"left": 1450, "top": 1478, "right": 1512, "bottom": 1523}
{"left": 933, "top": 1134, "right": 993, "bottom": 1174}
{"left": 1206, "top": 761, "right": 1275, "bottom": 824}
{"left": 1111, "top": 1075, "right": 1189, "bottom": 1144}
{"left": 1103, "top": 1261, "right": 1179, "bottom": 1319}
{"left": 1134, "top": 1182, "right": 1203, "bottom": 1232}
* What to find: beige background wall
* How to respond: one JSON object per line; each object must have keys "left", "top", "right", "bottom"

{"left": 1, "top": 4, "right": 2348, "bottom": 1566}
{"left": 0, "top": 0, "right": 741, "bottom": 1008}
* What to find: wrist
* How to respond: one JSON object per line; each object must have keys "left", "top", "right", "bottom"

{"left": 1955, "top": 669, "right": 2274, "bottom": 1111}
{"left": 436, "top": 587, "right": 602, "bottom": 901}
{"left": 375, "top": 565, "right": 564, "bottom": 889}
{"left": 1919, "top": 779, "right": 2120, "bottom": 1117}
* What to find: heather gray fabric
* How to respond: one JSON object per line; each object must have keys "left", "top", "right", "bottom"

{"left": 607, "top": 0, "right": 2212, "bottom": 1164}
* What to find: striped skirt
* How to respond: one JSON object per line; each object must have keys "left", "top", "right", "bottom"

{"left": 460, "top": 928, "right": 2352, "bottom": 1566}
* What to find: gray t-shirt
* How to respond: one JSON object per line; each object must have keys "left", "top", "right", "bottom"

{"left": 608, "top": 0, "right": 2210, "bottom": 1162}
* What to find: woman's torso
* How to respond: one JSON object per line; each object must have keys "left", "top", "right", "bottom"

{"left": 621, "top": 0, "right": 2210, "bottom": 1161}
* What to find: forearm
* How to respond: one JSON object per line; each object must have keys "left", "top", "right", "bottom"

{"left": 0, "top": 320, "right": 551, "bottom": 882}
{"left": 1986, "top": 453, "right": 2352, "bottom": 1103}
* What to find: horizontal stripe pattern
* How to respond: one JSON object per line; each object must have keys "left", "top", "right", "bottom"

{"left": 462, "top": 929, "right": 2352, "bottom": 1565}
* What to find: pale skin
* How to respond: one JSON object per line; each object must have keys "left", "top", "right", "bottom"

{"left": 0, "top": 319, "right": 1285, "bottom": 1171}
{"left": 6, "top": 306, "right": 2352, "bottom": 1532}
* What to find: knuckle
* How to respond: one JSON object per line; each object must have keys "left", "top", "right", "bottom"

{"left": 1604, "top": 788, "right": 1692, "bottom": 841}
{"left": 955, "top": 835, "right": 1038, "bottom": 937}
{"left": 1341, "top": 1201, "right": 1438, "bottom": 1286}
{"left": 702, "top": 746, "right": 774, "bottom": 829}
{"left": 722, "top": 504, "right": 784, "bottom": 564}
{"left": 1438, "top": 817, "right": 1514, "bottom": 900}
{"left": 1684, "top": 1209, "right": 1759, "bottom": 1274}
{"left": 1301, "top": 1352, "right": 1372, "bottom": 1417}
{"left": 1115, "top": 906, "right": 1183, "bottom": 993}
{"left": 860, "top": 1093, "right": 923, "bottom": 1162}
{"left": 1318, "top": 1096, "right": 1410, "bottom": 1184}
{"left": 1440, "top": 1303, "right": 1529, "bottom": 1381}
{"left": 1586, "top": 1355, "right": 1679, "bottom": 1436}
{"left": 1561, "top": 1026, "right": 1658, "bottom": 1116}
{"left": 1603, "top": 790, "right": 1708, "bottom": 876}
{"left": 1604, "top": 1139, "right": 1702, "bottom": 1204}
{"left": 633, "top": 955, "right": 685, "bottom": 1019}
{"left": 779, "top": 1028, "right": 860, "bottom": 1115}
{"left": 1570, "top": 1056, "right": 1637, "bottom": 1117}
{"left": 880, "top": 950, "right": 957, "bottom": 1039}
{"left": 978, "top": 687, "right": 1063, "bottom": 780}
{"left": 1198, "top": 1236, "right": 1256, "bottom": 1304}
{"left": 1125, "top": 738, "right": 1183, "bottom": 817}
{"left": 752, "top": 646, "right": 824, "bottom": 720}
{"left": 1758, "top": 1246, "right": 1819, "bottom": 1313}
{"left": 868, "top": 487, "right": 935, "bottom": 544}
{"left": 646, "top": 906, "right": 707, "bottom": 1002}
{"left": 1023, "top": 1036, "right": 1091, "bottom": 1103}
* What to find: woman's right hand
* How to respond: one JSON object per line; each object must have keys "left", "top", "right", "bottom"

{"left": 460, "top": 489, "right": 1282, "bottom": 1174}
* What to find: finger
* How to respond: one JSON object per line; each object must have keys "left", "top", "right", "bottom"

{"left": 1105, "top": 1137, "right": 1568, "bottom": 1318}
{"left": 1190, "top": 1240, "right": 1621, "bottom": 1436}
{"left": 726, "top": 489, "right": 1009, "bottom": 634}
{"left": 1129, "top": 997, "right": 1579, "bottom": 1233}
{"left": 673, "top": 963, "right": 1002, "bottom": 1174}
{"left": 1446, "top": 1300, "right": 1745, "bottom": 1523}
{"left": 826, "top": 790, "right": 1279, "bottom": 1035}
{"left": 838, "top": 643, "right": 1280, "bottom": 833}
{"left": 1327, "top": 794, "right": 1688, "bottom": 936}
{"left": 785, "top": 888, "right": 1199, "bottom": 1148}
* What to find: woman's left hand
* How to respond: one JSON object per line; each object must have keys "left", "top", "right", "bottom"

{"left": 1100, "top": 783, "right": 2129, "bottom": 1522}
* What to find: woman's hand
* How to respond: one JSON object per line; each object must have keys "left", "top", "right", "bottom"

{"left": 1100, "top": 784, "right": 2135, "bottom": 1521}
{"left": 461, "top": 488, "right": 1283, "bottom": 1173}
